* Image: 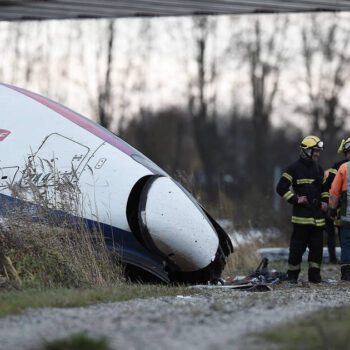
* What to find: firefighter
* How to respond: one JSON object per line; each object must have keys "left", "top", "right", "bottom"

{"left": 324, "top": 169, "right": 337, "bottom": 263}
{"left": 329, "top": 139, "right": 350, "bottom": 281}
{"left": 276, "top": 136, "right": 328, "bottom": 283}
{"left": 324, "top": 139, "right": 350, "bottom": 263}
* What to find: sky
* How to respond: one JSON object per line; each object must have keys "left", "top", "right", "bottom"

{"left": 0, "top": 11, "right": 350, "bottom": 132}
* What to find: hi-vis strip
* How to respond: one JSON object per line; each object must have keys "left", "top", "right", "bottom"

{"left": 291, "top": 216, "right": 325, "bottom": 226}
{"left": 288, "top": 264, "right": 300, "bottom": 271}
{"left": 330, "top": 168, "right": 338, "bottom": 175}
{"left": 309, "top": 262, "right": 321, "bottom": 269}
{"left": 283, "top": 191, "right": 294, "bottom": 201}
{"left": 321, "top": 192, "right": 329, "bottom": 198}
{"left": 296, "top": 179, "right": 314, "bottom": 185}
{"left": 282, "top": 172, "right": 293, "bottom": 182}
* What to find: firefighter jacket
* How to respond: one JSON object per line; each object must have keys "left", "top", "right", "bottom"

{"left": 325, "top": 160, "right": 347, "bottom": 189}
{"left": 276, "top": 157, "right": 328, "bottom": 227}
{"left": 329, "top": 161, "right": 350, "bottom": 228}
{"left": 325, "top": 159, "right": 347, "bottom": 226}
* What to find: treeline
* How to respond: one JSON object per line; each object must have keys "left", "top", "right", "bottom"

{"left": 1, "top": 14, "right": 350, "bottom": 230}
{"left": 117, "top": 14, "right": 350, "bottom": 230}
{"left": 120, "top": 105, "right": 349, "bottom": 231}
{"left": 120, "top": 106, "right": 302, "bottom": 229}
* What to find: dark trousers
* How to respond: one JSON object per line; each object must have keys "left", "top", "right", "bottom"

{"left": 325, "top": 217, "right": 337, "bottom": 262}
{"left": 339, "top": 227, "right": 350, "bottom": 265}
{"left": 288, "top": 224, "right": 323, "bottom": 269}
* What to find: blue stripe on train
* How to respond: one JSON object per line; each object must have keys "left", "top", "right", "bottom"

{"left": 0, "top": 192, "right": 164, "bottom": 268}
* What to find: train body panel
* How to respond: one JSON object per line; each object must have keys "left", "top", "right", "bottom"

{"left": 0, "top": 83, "right": 233, "bottom": 283}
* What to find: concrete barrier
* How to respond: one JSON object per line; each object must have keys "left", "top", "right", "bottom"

{"left": 256, "top": 247, "right": 341, "bottom": 263}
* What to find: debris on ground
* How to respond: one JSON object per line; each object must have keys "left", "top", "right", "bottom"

{"left": 194, "top": 258, "right": 287, "bottom": 292}
{"left": 217, "top": 258, "right": 287, "bottom": 292}
{"left": 194, "top": 258, "right": 342, "bottom": 294}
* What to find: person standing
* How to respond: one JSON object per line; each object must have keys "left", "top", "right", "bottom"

{"left": 324, "top": 139, "right": 350, "bottom": 263}
{"left": 276, "top": 136, "right": 328, "bottom": 283}
{"left": 328, "top": 139, "right": 350, "bottom": 281}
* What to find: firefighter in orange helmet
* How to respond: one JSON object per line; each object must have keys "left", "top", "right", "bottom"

{"left": 276, "top": 136, "right": 328, "bottom": 283}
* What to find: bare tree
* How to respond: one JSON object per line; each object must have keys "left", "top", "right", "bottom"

{"left": 299, "top": 14, "right": 350, "bottom": 159}
{"left": 233, "top": 17, "right": 288, "bottom": 193}
{"left": 96, "top": 20, "right": 115, "bottom": 129}
{"left": 187, "top": 16, "right": 224, "bottom": 202}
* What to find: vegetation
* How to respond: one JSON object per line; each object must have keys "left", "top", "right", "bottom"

{"left": 258, "top": 305, "right": 350, "bottom": 350}
{"left": 0, "top": 285, "right": 195, "bottom": 318}
{"left": 0, "top": 158, "right": 122, "bottom": 289}
{"left": 224, "top": 240, "right": 262, "bottom": 276}
{"left": 42, "top": 332, "right": 110, "bottom": 350}
{"left": 0, "top": 221, "right": 122, "bottom": 288}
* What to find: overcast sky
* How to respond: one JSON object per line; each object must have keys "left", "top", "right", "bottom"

{"left": 0, "top": 11, "right": 350, "bottom": 131}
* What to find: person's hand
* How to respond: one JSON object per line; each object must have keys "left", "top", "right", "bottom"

{"left": 328, "top": 208, "right": 337, "bottom": 220}
{"left": 321, "top": 202, "right": 328, "bottom": 213}
{"left": 298, "top": 195, "right": 308, "bottom": 204}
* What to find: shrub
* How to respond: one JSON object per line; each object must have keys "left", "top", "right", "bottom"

{"left": 42, "top": 332, "right": 111, "bottom": 350}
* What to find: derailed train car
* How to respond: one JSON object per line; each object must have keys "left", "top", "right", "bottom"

{"left": 0, "top": 84, "right": 233, "bottom": 284}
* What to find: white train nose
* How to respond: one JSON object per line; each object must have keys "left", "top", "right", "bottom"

{"left": 140, "top": 176, "right": 219, "bottom": 272}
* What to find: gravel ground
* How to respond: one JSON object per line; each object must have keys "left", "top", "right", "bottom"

{"left": 1, "top": 267, "right": 350, "bottom": 350}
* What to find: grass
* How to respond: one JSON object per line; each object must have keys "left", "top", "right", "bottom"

{"left": 42, "top": 332, "right": 110, "bottom": 350}
{"left": 0, "top": 157, "right": 123, "bottom": 288}
{"left": 0, "top": 284, "right": 196, "bottom": 318}
{"left": 258, "top": 305, "right": 350, "bottom": 350}
{"left": 223, "top": 240, "right": 262, "bottom": 276}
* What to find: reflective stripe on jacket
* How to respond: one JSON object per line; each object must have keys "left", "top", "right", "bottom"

{"left": 276, "top": 157, "right": 327, "bottom": 227}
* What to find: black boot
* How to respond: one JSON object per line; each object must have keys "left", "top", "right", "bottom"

{"left": 308, "top": 267, "right": 322, "bottom": 283}
{"left": 341, "top": 265, "right": 350, "bottom": 281}
{"left": 287, "top": 269, "right": 300, "bottom": 284}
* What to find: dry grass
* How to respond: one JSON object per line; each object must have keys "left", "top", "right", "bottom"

{"left": 224, "top": 241, "right": 262, "bottom": 276}
{"left": 0, "top": 221, "right": 121, "bottom": 288}
{"left": 0, "top": 157, "right": 122, "bottom": 288}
